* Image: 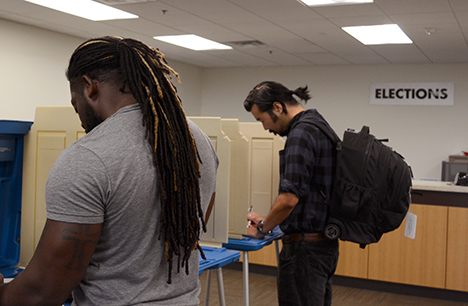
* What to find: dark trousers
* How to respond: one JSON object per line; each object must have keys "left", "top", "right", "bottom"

{"left": 277, "top": 239, "right": 339, "bottom": 306}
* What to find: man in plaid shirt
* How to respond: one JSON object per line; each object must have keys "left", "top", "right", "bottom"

{"left": 244, "top": 81, "right": 339, "bottom": 306}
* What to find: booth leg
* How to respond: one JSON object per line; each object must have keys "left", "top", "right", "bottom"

{"left": 275, "top": 239, "right": 281, "bottom": 267}
{"left": 216, "top": 268, "right": 226, "bottom": 306}
{"left": 204, "top": 270, "right": 212, "bottom": 306}
{"left": 243, "top": 251, "right": 249, "bottom": 306}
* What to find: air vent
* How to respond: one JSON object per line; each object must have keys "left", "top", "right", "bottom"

{"left": 225, "top": 40, "right": 265, "bottom": 49}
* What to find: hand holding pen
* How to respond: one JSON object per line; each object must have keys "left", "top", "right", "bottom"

{"left": 246, "top": 210, "right": 267, "bottom": 239}
{"left": 247, "top": 205, "right": 253, "bottom": 228}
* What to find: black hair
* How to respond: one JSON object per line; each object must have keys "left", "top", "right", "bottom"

{"left": 243, "top": 81, "right": 311, "bottom": 115}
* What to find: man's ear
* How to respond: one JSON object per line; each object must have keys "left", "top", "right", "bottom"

{"left": 273, "top": 101, "right": 284, "bottom": 114}
{"left": 82, "top": 76, "right": 98, "bottom": 101}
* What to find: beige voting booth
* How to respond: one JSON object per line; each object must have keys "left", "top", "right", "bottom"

{"left": 238, "top": 122, "right": 284, "bottom": 266}
{"left": 20, "top": 106, "right": 85, "bottom": 265}
{"left": 189, "top": 118, "right": 285, "bottom": 240}
{"left": 187, "top": 117, "right": 231, "bottom": 246}
{"left": 19, "top": 107, "right": 284, "bottom": 266}
{"left": 220, "top": 119, "right": 250, "bottom": 239}
{"left": 238, "top": 123, "right": 283, "bottom": 219}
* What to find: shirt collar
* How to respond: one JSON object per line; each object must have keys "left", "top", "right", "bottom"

{"left": 284, "top": 109, "right": 310, "bottom": 136}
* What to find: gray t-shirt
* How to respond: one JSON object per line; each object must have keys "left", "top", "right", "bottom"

{"left": 46, "top": 104, "right": 218, "bottom": 305}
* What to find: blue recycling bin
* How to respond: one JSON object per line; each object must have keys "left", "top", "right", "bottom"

{"left": 0, "top": 120, "right": 33, "bottom": 278}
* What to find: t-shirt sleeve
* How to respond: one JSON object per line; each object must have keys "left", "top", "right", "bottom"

{"left": 46, "top": 144, "right": 109, "bottom": 224}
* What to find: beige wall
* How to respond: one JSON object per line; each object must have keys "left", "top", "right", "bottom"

{"left": 2, "top": 17, "right": 467, "bottom": 180}
{"left": 0, "top": 18, "right": 203, "bottom": 121}
{"left": 200, "top": 64, "right": 468, "bottom": 180}
{"left": 0, "top": 19, "right": 82, "bottom": 121}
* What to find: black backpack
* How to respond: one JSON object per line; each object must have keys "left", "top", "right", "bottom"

{"left": 292, "top": 120, "right": 413, "bottom": 248}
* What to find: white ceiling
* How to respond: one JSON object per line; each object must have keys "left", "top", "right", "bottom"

{"left": 1, "top": 0, "right": 468, "bottom": 67}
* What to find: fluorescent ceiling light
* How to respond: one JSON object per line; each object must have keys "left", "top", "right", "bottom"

{"left": 153, "top": 35, "right": 232, "bottom": 51}
{"left": 342, "top": 24, "right": 413, "bottom": 45}
{"left": 299, "top": 0, "right": 373, "bottom": 6}
{"left": 24, "top": 0, "right": 138, "bottom": 21}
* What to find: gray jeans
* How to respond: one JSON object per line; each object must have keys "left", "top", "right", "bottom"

{"left": 278, "top": 239, "right": 339, "bottom": 306}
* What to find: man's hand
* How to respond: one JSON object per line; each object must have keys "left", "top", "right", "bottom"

{"left": 245, "top": 212, "right": 266, "bottom": 239}
{"left": 0, "top": 273, "right": 4, "bottom": 284}
{"left": 247, "top": 211, "right": 263, "bottom": 227}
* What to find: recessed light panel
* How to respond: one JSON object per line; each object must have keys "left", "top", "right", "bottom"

{"left": 24, "top": 0, "right": 138, "bottom": 21}
{"left": 153, "top": 35, "right": 232, "bottom": 51}
{"left": 299, "top": 0, "right": 373, "bottom": 6}
{"left": 342, "top": 24, "right": 413, "bottom": 45}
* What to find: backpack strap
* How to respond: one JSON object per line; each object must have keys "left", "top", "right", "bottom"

{"left": 290, "top": 118, "right": 340, "bottom": 203}
{"left": 291, "top": 119, "right": 341, "bottom": 146}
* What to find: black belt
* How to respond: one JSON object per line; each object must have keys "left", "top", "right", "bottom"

{"left": 282, "top": 233, "right": 327, "bottom": 244}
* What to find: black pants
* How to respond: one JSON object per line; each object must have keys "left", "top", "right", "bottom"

{"left": 278, "top": 239, "right": 339, "bottom": 306}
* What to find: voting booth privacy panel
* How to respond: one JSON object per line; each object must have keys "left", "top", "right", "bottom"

{"left": 189, "top": 118, "right": 284, "bottom": 240}
{"left": 19, "top": 107, "right": 284, "bottom": 265}
{"left": 0, "top": 120, "right": 32, "bottom": 277}
{"left": 20, "top": 107, "right": 86, "bottom": 265}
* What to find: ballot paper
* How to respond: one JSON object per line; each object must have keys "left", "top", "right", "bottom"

{"left": 404, "top": 212, "right": 417, "bottom": 239}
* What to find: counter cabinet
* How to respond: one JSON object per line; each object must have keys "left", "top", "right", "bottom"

{"left": 247, "top": 181, "right": 468, "bottom": 293}
{"left": 337, "top": 181, "right": 468, "bottom": 292}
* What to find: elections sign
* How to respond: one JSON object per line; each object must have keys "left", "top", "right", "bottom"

{"left": 370, "top": 82, "right": 454, "bottom": 106}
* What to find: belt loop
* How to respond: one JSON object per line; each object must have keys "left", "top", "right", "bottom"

{"left": 301, "top": 232, "right": 305, "bottom": 242}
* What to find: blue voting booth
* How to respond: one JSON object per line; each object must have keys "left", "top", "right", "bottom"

{"left": 0, "top": 120, "right": 32, "bottom": 278}
{"left": 199, "top": 246, "right": 240, "bottom": 306}
{"left": 199, "top": 246, "right": 240, "bottom": 276}
{"left": 223, "top": 227, "right": 283, "bottom": 306}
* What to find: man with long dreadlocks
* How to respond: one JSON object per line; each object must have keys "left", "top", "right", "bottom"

{"left": 0, "top": 36, "right": 218, "bottom": 305}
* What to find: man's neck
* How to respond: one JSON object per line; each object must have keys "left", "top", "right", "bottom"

{"left": 285, "top": 105, "right": 306, "bottom": 124}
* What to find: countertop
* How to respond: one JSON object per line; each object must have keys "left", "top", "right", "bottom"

{"left": 412, "top": 180, "right": 468, "bottom": 194}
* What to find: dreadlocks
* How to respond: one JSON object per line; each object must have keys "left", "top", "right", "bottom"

{"left": 66, "top": 36, "right": 206, "bottom": 284}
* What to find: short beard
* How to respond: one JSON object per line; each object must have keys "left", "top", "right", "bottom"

{"left": 267, "top": 109, "right": 278, "bottom": 123}
{"left": 82, "top": 101, "right": 104, "bottom": 133}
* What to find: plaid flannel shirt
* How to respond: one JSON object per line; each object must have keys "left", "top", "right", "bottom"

{"left": 278, "top": 109, "right": 336, "bottom": 234}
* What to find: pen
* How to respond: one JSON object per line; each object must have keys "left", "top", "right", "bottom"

{"left": 247, "top": 205, "right": 253, "bottom": 228}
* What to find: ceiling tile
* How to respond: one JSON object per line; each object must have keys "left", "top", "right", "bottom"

{"left": 311, "top": 2, "right": 384, "bottom": 18}
{"left": 449, "top": 0, "right": 468, "bottom": 11}
{"left": 328, "top": 15, "right": 393, "bottom": 27}
{"left": 369, "top": 45, "right": 431, "bottom": 64}
{"left": 375, "top": 0, "right": 452, "bottom": 14}
{"left": 294, "top": 52, "right": 350, "bottom": 65}
{"left": 390, "top": 12, "right": 457, "bottom": 25}
{"left": 104, "top": 18, "right": 182, "bottom": 37}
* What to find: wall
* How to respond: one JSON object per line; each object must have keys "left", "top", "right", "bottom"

{"left": 200, "top": 65, "right": 468, "bottom": 180}
{"left": 2, "top": 17, "right": 467, "bottom": 180}
{"left": 0, "top": 18, "right": 203, "bottom": 121}
{"left": 169, "top": 60, "right": 203, "bottom": 116}
{"left": 0, "top": 19, "right": 82, "bottom": 121}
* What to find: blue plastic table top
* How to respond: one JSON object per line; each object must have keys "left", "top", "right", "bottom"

{"left": 199, "top": 246, "right": 240, "bottom": 276}
{"left": 222, "top": 227, "right": 284, "bottom": 252}
{"left": 17, "top": 247, "right": 240, "bottom": 305}
{"left": 0, "top": 120, "right": 33, "bottom": 135}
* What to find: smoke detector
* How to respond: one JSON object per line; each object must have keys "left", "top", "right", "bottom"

{"left": 425, "top": 27, "right": 437, "bottom": 35}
